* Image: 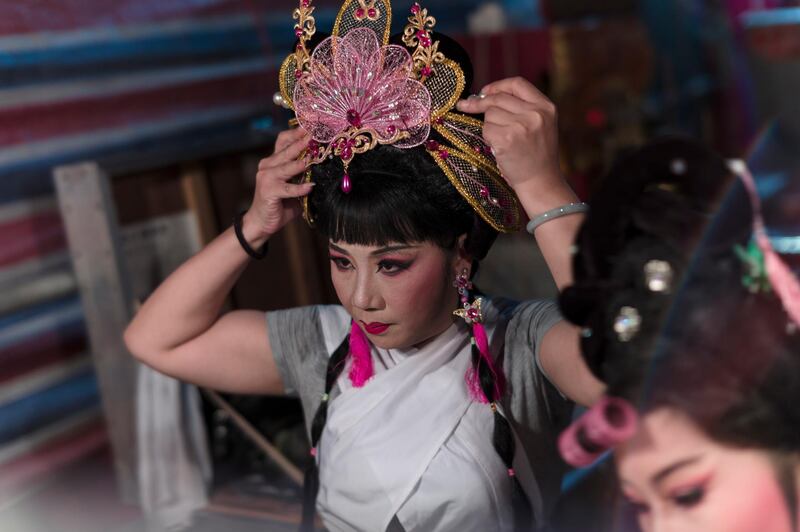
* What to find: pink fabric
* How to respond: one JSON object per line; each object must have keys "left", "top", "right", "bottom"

{"left": 348, "top": 320, "right": 374, "bottom": 387}
{"left": 736, "top": 162, "right": 800, "bottom": 327}
{"left": 293, "top": 27, "right": 432, "bottom": 147}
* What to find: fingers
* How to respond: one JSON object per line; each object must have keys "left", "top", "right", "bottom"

{"left": 482, "top": 103, "right": 528, "bottom": 127}
{"left": 259, "top": 129, "right": 309, "bottom": 170}
{"left": 274, "top": 126, "right": 308, "bottom": 154}
{"left": 257, "top": 158, "right": 307, "bottom": 184}
{"left": 456, "top": 92, "right": 530, "bottom": 115}
{"left": 274, "top": 181, "right": 315, "bottom": 199}
{"left": 480, "top": 76, "right": 548, "bottom": 104}
{"left": 456, "top": 77, "right": 555, "bottom": 116}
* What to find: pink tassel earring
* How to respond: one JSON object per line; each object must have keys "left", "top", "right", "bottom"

{"left": 453, "top": 269, "right": 504, "bottom": 402}
{"left": 348, "top": 320, "right": 373, "bottom": 387}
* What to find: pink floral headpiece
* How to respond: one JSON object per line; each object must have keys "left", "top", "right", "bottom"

{"left": 276, "top": 0, "right": 523, "bottom": 232}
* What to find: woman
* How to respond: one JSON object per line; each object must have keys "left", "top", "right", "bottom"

{"left": 124, "top": 1, "right": 602, "bottom": 531}
{"left": 557, "top": 138, "right": 800, "bottom": 532}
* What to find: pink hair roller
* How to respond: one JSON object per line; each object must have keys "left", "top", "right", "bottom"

{"left": 558, "top": 396, "right": 638, "bottom": 467}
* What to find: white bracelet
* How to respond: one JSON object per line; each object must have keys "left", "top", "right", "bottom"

{"left": 526, "top": 202, "right": 589, "bottom": 234}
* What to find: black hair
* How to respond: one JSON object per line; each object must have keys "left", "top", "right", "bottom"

{"left": 559, "top": 137, "right": 800, "bottom": 515}
{"left": 308, "top": 143, "right": 498, "bottom": 263}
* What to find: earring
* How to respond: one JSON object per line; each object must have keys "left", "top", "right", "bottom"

{"left": 453, "top": 268, "right": 483, "bottom": 324}
{"left": 453, "top": 268, "right": 473, "bottom": 306}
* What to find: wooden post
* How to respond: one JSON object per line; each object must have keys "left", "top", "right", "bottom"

{"left": 52, "top": 162, "right": 139, "bottom": 504}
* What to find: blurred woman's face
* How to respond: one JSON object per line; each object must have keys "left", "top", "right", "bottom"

{"left": 616, "top": 407, "right": 797, "bottom": 532}
{"left": 328, "top": 239, "right": 465, "bottom": 349}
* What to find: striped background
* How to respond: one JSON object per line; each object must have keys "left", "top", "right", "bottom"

{"left": 0, "top": 0, "right": 306, "bottom": 499}
{"left": 0, "top": 0, "right": 505, "bottom": 500}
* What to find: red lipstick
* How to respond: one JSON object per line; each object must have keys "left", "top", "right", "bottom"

{"left": 361, "top": 321, "right": 390, "bottom": 334}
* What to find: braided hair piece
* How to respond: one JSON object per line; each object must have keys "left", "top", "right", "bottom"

{"left": 455, "top": 273, "right": 533, "bottom": 531}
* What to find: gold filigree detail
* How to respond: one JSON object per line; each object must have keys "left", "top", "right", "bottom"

{"left": 426, "top": 113, "right": 522, "bottom": 233}
{"left": 353, "top": 0, "right": 380, "bottom": 21}
{"left": 427, "top": 59, "right": 465, "bottom": 119}
{"left": 402, "top": 3, "right": 445, "bottom": 80}
{"left": 434, "top": 112, "right": 496, "bottom": 168}
{"left": 293, "top": 1, "right": 316, "bottom": 76}
{"left": 301, "top": 168, "right": 315, "bottom": 225}
{"left": 305, "top": 127, "right": 409, "bottom": 167}
{"left": 278, "top": 54, "right": 298, "bottom": 111}
{"left": 333, "top": 0, "right": 392, "bottom": 45}
{"left": 453, "top": 297, "right": 483, "bottom": 323}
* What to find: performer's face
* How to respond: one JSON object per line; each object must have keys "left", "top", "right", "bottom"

{"left": 616, "top": 407, "right": 797, "bottom": 532}
{"left": 327, "top": 239, "right": 464, "bottom": 349}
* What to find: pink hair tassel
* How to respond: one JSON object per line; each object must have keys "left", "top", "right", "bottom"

{"left": 348, "top": 320, "right": 374, "bottom": 387}
{"left": 465, "top": 322, "right": 505, "bottom": 403}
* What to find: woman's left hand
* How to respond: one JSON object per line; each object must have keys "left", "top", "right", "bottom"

{"left": 455, "top": 76, "right": 563, "bottom": 197}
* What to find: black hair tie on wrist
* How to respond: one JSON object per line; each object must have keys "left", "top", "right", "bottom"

{"left": 233, "top": 210, "right": 269, "bottom": 260}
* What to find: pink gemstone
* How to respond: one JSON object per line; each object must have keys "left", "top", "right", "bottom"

{"left": 438, "top": 149, "right": 449, "bottom": 159}
{"left": 411, "top": 3, "right": 420, "bottom": 14}
{"left": 346, "top": 109, "right": 362, "bottom": 127}
{"left": 421, "top": 65, "right": 432, "bottom": 77}
{"left": 467, "top": 308, "right": 479, "bottom": 320}
{"left": 421, "top": 38, "right": 431, "bottom": 48}
{"left": 342, "top": 147, "right": 353, "bottom": 160}
{"left": 294, "top": 69, "right": 302, "bottom": 79}
{"left": 367, "top": 8, "right": 377, "bottom": 17}
{"left": 425, "top": 140, "right": 439, "bottom": 151}
{"left": 479, "top": 186, "right": 490, "bottom": 198}
{"left": 295, "top": 28, "right": 303, "bottom": 37}
{"left": 386, "top": 125, "right": 396, "bottom": 135}
{"left": 341, "top": 173, "right": 352, "bottom": 193}
{"left": 434, "top": 117, "right": 444, "bottom": 124}
{"left": 301, "top": 0, "right": 310, "bottom": 6}
{"left": 355, "top": 7, "right": 365, "bottom": 18}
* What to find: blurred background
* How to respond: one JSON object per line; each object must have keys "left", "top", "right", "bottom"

{"left": 0, "top": 0, "right": 798, "bottom": 531}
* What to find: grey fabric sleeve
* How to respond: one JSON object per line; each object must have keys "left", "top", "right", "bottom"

{"left": 266, "top": 306, "right": 332, "bottom": 436}
{"left": 502, "top": 299, "right": 574, "bottom": 517}
{"left": 503, "top": 299, "right": 571, "bottom": 425}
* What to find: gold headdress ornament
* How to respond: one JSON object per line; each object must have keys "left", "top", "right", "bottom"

{"left": 277, "top": 0, "right": 522, "bottom": 232}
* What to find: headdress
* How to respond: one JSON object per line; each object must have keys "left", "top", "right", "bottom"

{"left": 276, "top": 0, "right": 522, "bottom": 232}
{"left": 556, "top": 146, "right": 800, "bottom": 469}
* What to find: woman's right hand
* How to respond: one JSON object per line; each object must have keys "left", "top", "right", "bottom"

{"left": 244, "top": 127, "right": 314, "bottom": 239}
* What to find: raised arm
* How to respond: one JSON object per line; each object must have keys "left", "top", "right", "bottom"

{"left": 457, "top": 77, "right": 604, "bottom": 406}
{"left": 123, "top": 127, "right": 313, "bottom": 395}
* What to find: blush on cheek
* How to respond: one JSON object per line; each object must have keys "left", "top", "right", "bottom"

{"left": 721, "top": 471, "right": 793, "bottom": 532}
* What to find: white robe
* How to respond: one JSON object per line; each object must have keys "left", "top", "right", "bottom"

{"left": 314, "top": 313, "right": 543, "bottom": 532}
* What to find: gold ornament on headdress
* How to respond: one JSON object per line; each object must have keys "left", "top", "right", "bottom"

{"left": 402, "top": 3, "right": 445, "bottom": 81}
{"left": 277, "top": 0, "right": 522, "bottom": 232}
